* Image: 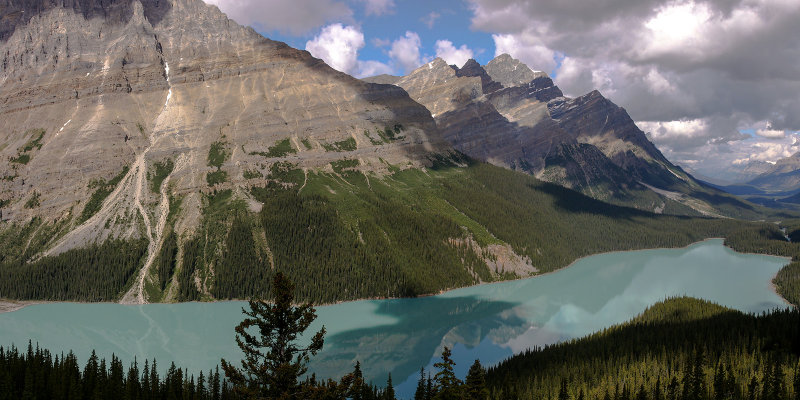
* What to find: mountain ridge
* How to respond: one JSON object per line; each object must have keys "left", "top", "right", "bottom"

{"left": 368, "top": 54, "right": 759, "bottom": 218}
{"left": 0, "top": 0, "right": 778, "bottom": 306}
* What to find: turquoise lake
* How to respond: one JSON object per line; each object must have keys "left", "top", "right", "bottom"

{"left": 0, "top": 239, "right": 791, "bottom": 398}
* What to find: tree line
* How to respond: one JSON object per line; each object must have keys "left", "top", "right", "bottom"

{"left": 485, "top": 297, "right": 800, "bottom": 400}
{"left": 177, "top": 161, "right": 764, "bottom": 304}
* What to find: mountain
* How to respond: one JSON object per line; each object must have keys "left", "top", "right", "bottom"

{"left": 745, "top": 152, "right": 800, "bottom": 193}
{"left": 711, "top": 153, "right": 800, "bottom": 207}
{"left": 0, "top": 0, "right": 451, "bottom": 303}
{"left": 366, "top": 55, "right": 760, "bottom": 218}
{"left": 0, "top": 0, "right": 773, "bottom": 306}
{"left": 688, "top": 160, "right": 774, "bottom": 185}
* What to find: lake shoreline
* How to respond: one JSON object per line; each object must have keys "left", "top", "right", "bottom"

{"left": 2, "top": 238, "right": 793, "bottom": 314}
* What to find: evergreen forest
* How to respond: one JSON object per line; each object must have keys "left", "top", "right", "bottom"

{"left": 486, "top": 297, "right": 800, "bottom": 400}
{"left": 3, "top": 160, "right": 799, "bottom": 304}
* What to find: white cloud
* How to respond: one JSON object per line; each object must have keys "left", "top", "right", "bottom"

{"left": 421, "top": 11, "right": 441, "bottom": 29}
{"left": 305, "top": 24, "right": 364, "bottom": 75}
{"left": 389, "top": 31, "right": 425, "bottom": 73}
{"left": 755, "top": 122, "right": 785, "bottom": 139}
{"left": 641, "top": 2, "right": 712, "bottom": 60}
{"left": 469, "top": 0, "right": 800, "bottom": 181}
{"left": 756, "top": 129, "right": 786, "bottom": 139}
{"left": 358, "top": 0, "right": 395, "bottom": 16}
{"left": 434, "top": 40, "right": 474, "bottom": 68}
{"left": 492, "top": 33, "right": 556, "bottom": 74}
{"left": 740, "top": 141, "right": 797, "bottom": 163}
{"left": 638, "top": 119, "right": 709, "bottom": 141}
{"left": 202, "top": 0, "right": 352, "bottom": 35}
{"left": 372, "top": 38, "right": 390, "bottom": 48}
{"left": 357, "top": 60, "right": 394, "bottom": 78}
{"left": 304, "top": 24, "right": 396, "bottom": 78}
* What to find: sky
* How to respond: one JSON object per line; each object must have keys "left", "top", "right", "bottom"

{"left": 201, "top": 0, "right": 800, "bottom": 183}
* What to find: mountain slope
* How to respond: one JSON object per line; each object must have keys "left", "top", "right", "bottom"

{"left": 0, "top": 0, "right": 447, "bottom": 303}
{"left": 0, "top": 0, "right": 775, "bottom": 305}
{"left": 370, "top": 55, "right": 762, "bottom": 218}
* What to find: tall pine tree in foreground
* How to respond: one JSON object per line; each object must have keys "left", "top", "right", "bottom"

{"left": 221, "top": 271, "right": 326, "bottom": 399}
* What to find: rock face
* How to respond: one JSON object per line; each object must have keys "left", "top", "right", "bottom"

{"left": 388, "top": 54, "right": 749, "bottom": 215}
{"left": 484, "top": 53, "right": 547, "bottom": 88}
{"left": 0, "top": 0, "right": 448, "bottom": 302}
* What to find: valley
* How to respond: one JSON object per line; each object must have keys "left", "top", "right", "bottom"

{"left": 0, "top": 0, "right": 799, "bottom": 398}
{"left": 0, "top": 239, "right": 790, "bottom": 398}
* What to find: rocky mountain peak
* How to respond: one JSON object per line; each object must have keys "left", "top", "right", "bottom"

{"left": 0, "top": 0, "right": 447, "bottom": 273}
{"left": 0, "top": 0, "right": 172, "bottom": 41}
{"left": 454, "top": 58, "right": 502, "bottom": 94}
{"left": 484, "top": 53, "right": 548, "bottom": 88}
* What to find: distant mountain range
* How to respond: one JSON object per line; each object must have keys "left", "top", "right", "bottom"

{"left": 0, "top": 0, "right": 774, "bottom": 305}
{"left": 708, "top": 152, "right": 800, "bottom": 208}
{"left": 365, "top": 54, "right": 758, "bottom": 217}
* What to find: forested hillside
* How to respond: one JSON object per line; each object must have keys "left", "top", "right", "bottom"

{"left": 0, "top": 159, "right": 783, "bottom": 303}
{"left": 723, "top": 222, "right": 800, "bottom": 306}
{"left": 486, "top": 297, "right": 800, "bottom": 400}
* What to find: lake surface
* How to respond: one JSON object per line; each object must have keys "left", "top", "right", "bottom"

{"left": 0, "top": 239, "right": 790, "bottom": 398}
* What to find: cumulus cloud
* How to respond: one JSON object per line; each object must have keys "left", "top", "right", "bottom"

{"left": 358, "top": 0, "right": 395, "bottom": 16}
{"left": 305, "top": 24, "right": 393, "bottom": 78}
{"left": 755, "top": 122, "right": 785, "bottom": 139}
{"left": 493, "top": 33, "right": 556, "bottom": 74}
{"left": 469, "top": 0, "right": 800, "bottom": 180}
{"left": 389, "top": 31, "right": 425, "bottom": 73}
{"left": 733, "top": 140, "right": 798, "bottom": 164}
{"left": 435, "top": 40, "right": 474, "bottom": 68}
{"left": 305, "top": 24, "right": 365, "bottom": 75}
{"left": 203, "top": 0, "right": 352, "bottom": 35}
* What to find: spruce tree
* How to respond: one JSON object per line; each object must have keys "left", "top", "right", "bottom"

{"left": 221, "top": 271, "right": 326, "bottom": 399}
{"left": 415, "top": 368, "right": 426, "bottom": 400}
{"left": 793, "top": 361, "right": 800, "bottom": 400}
{"left": 558, "top": 379, "right": 570, "bottom": 400}
{"left": 433, "top": 347, "right": 462, "bottom": 400}
{"left": 465, "top": 359, "right": 488, "bottom": 400}
{"left": 383, "top": 374, "right": 395, "bottom": 400}
{"left": 426, "top": 373, "right": 435, "bottom": 400}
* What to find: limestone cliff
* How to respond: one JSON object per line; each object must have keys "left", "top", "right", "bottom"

{"left": 0, "top": 0, "right": 448, "bottom": 302}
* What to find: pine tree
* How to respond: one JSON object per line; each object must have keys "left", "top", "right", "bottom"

{"left": 667, "top": 377, "right": 679, "bottom": 400}
{"left": 212, "top": 367, "right": 221, "bottom": 400}
{"left": 747, "top": 376, "right": 759, "bottom": 400}
{"left": 150, "top": 359, "right": 159, "bottom": 400}
{"left": 415, "top": 368, "right": 426, "bottom": 400}
{"left": 558, "top": 379, "right": 570, "bottom": 400}
{"left": 221, "top": 271, "right": 326, "bottom": 399}
{"left": 465, "top": 359, "right": 488, "bottom": 400}
{"left": 793, "top": 361, "right": 800, "bottom": 400}
{"left": 426, "top": 373, "right": 435, "bottom": 400}
{"left": 637, "top": 383, "right": 648, "bottom": 400}
{"left": 383, "top": 374, "right": 395, "bottom": 400}
{"left": 83, "top": 350, "right": 99, "bottom": 400}
{"left": 125, "top": 358, "right": 141, "bottom": 400}
{"left": 433, "top": 347, "right": 462, "bottom": 400}
{"left": 654, "top": 375, "right": 663, "bottom": 400}
{"left": 348, "top": 361, "right": 370, "bottom": 400}
{"left": 142, "top": 359, "right": 151, "bottom": 400}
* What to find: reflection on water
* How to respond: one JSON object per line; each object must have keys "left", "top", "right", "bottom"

{"left": 0, "top": 240, "right": 789, "bottom": 399}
